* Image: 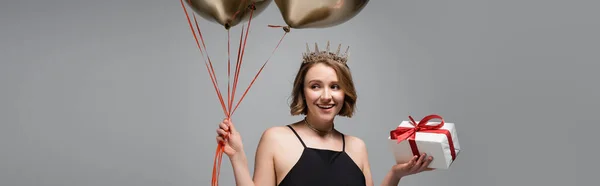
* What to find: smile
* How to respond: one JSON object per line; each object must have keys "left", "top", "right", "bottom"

{"left": 317, "top": 104, "right": 335, "bottom": 109}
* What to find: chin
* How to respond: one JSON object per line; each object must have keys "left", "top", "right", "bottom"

{"left": 319, "top": 115, "right": 336, "bottom": 121}
{"left": 319, "top": 111, "right": 341, "bottom": 121}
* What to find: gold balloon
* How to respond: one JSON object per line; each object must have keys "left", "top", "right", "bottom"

{"left": 274, "top": 0, "right": 369, "bottom": 29}
{"left": 185, "top": 0, "right": 273, "bottom": 29}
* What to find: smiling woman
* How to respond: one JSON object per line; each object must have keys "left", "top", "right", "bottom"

{"left": 215, "top": 42, "right": 434, "bottom": 186}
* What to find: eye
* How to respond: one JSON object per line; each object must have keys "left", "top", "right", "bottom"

{"left": 331, "top": 84, "right": 341, "bottom": 90}
{"left": 310, "top": 84, "right": 320, "bottom": 89}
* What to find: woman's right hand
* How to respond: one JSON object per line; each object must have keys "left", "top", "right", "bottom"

{"left": 390, "top": 153, "right": 434, "bottom": 179}
{"left": 216, "top": 118, "right": 244, "bottom": 158}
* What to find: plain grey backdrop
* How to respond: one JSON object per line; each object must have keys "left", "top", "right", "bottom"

{"left": 1, "top": 0, "right": 597, "bottom": 185}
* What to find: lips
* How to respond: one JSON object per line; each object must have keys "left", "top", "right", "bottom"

{"left": 317, "top": 104, "right": 335, "bottom": 109}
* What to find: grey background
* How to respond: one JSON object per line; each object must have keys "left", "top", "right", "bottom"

{"left": 1, "top": 0, "right": 597, "bottom": 185}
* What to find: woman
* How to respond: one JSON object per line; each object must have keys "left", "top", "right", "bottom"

{"left": 216, "top": 43, "right": 434, "bottom": 186}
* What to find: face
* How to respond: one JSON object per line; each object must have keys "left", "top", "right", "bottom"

{"left": 303, "top": 63, "right": 345, "bottom": 122}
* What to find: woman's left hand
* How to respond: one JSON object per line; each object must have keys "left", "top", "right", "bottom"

{"left": 390, "top": 153, "right": 435, "bottom": 179}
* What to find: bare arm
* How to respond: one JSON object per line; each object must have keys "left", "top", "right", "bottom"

{"left": 217, "top": 120, "right": 278, "bottom": 186}
{"left": 343, "top": 135, "right": 377, "bottom": 186}
{"left": 228, "top": 151, "right": 254, "bottom": 186}
{"left": 251, "top": 128, "right": 278, "bottom": 185}
{"left": 380, "top": 169, "right": 402, "bottom": 186}
{"left": 227, "top": 128, "right": 278, "bottom": 186}
{"left": 351, "top": 136, "right": 431, "bottom": 186}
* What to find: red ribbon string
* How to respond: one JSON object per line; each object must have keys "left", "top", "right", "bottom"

{"left": 231, "top": 31, "right": 287, "bottom": 115}
{"left": 390, "top": 115, "right": 457, "bottom": 160}
{"left": 180, "top": 1, "right": 288, "bottom": 185}
{"left": 180, "top": 0, "right": 227, "bottom": 117}
{"left": 227, "top": 29, "right": 231, "bottom": 115}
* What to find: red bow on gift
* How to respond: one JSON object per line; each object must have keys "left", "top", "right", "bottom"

{"left": 390, "top": 114, "right": 457, "bottom": 160}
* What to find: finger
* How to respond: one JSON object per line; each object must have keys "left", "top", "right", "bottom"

{"left": 217, "top": 128, "right": 229, "bottom": 137}
{"left": 409, "top": 155, "right": 419, "bottom": 166}
{"left": 410, "top": 155, "right": 419, "bottom": 165}
{"left": 219, "top": 122, "right": 229, "bottom": 131}
{"left": 225, "top": 119, "right": 236, "bottom": 133}
{"left": 400, "top": 155, "right": 418, "bottom": 172}
{"left": 216, "top": 136, "right": 225, "bottom": 143}
{"left": 410, "top": 154, "right": 426, "bottom": 172}
{"left": 418, "top": 156, "right": 433, "bottom": 172}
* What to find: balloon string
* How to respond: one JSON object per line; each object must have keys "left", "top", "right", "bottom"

{"left": 212, "top": 144, "right": 222, "bottom": 185}
{"left": 230, "top": 0, "right": 248, "bottom": 22}
{"left": 231, "top": 31, "right": 287, "bottom": 115}
{"left": 229, "top": 4, "right": 255, "bottom": 116}
{"left": 181, "top": 0, "right": 228, "bottom": 116}
{"left": 229, "top": 23, "right": 289, "bottom": 115}
{"left": 192, "top": 14, "right": 228, "bottom": 116}
{"left": 268, "top": 25, "right": 291, "bottom": 33}
{"left": 229, "top": 25, "right": 244, "bottom": 115}
{"left": 215, "top": 3, "right": 255, "bottom": 186}
{"left": 210, "top": 28, "right": 228, "bottom": 186}
{"left": 181, "top": 1, "right": 285, "bottom": 185}
{"left": 227, "top": 29, "right": 231, "bottom": 116}
{"left": 180, "top": 3, "right": 228, "bottom": 185}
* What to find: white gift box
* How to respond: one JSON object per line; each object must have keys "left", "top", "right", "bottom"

{"left": 388, "top": 120, "right": 461, "bottom": 169}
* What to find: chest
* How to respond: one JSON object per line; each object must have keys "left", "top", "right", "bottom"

{"left": 275, "top": 148, "right": 366, "bottom": 186}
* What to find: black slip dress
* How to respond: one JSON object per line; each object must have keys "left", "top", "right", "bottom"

{"left": 277, "top": 125, "right": 367, "bottom": 186}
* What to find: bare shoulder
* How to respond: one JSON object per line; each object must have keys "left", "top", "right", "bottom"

{"left": 257, "top": 125, "right": 297, "bottom": 149}
{"left": 255, "top": 125, "right": 295, "bottom": 163}
{"left": 260, "top": 125, "right": 292, "bottom": 141}
{"left": 254, "top": 125, "right": 296, "bottom": 185}
{"left": 343, "top": 134, "right": 368, "bottom": 152}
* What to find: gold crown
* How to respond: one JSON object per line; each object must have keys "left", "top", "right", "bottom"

{"left": 302, "top": 41, "right": 350, "bottom": 65}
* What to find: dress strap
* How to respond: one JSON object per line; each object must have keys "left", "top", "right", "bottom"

{"left": 341, "top": 133, "right": 346, "bottom": 152}
{"left": 287, "top": 125, "right": 307, "bottom": 148}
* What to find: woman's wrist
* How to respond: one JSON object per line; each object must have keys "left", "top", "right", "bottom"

{"left": 230, "top": 150, "right": 247, "bottom": 166}
{"left": 228, "top": 150, "right": 255, "bottom": 186}
{"left": 381, "top": 168, "right": 402, "bottom": 186}
{"left": 390, "top": 168, "right": 404, "bottom": 180}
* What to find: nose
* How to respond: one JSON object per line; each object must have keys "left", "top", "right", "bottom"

{"left": 320, "top": 88, "right": 332, "bottom": 101}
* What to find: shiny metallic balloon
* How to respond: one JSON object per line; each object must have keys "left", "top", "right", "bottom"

{"left": 274, "top": 0, "right": 369, "bottom": 29}
{"left": 185, "top": 0, "right": 273, "bottom": 29}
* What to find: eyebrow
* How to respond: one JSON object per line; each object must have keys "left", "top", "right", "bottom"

{"left": 306, "top": 79, "right": 321, "bottom": 83}
{"left": 306, "top": 79, "right": 338, "bottom": 84}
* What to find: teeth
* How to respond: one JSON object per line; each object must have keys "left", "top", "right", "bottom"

{"left": 318, "top": 105, "right": 334, "bottom": 109}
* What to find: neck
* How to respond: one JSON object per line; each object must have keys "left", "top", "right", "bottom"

{"left": 304, "top": 116, "right": 334, "bottom": 136}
